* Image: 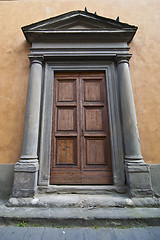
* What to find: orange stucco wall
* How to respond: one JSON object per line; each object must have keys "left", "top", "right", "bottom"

{"left": 0, "top": 0, "right": 160, "bottom": 164}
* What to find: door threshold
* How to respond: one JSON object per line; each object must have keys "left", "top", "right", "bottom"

{"left": 38, "top": 185, "right": 119, "bottom": 195}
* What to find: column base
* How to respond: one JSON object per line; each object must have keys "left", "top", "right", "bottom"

{"left": 125, "top": 162, "right": 153, "bottom": 198}
{"left": 12, "top": 161, "right": 39, "bottom": 198}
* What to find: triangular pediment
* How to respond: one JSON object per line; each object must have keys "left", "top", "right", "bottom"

{"left": 22, "top": 10, "right": 137, "bottom": 43}
{"left": 27, "top": 14, "right": 124, "bottom": 31}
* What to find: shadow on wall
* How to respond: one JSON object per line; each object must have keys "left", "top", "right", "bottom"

{"left": 0, "top": 164, "right": 15, "bottom": 199}
{"left": 149, "top": 165, "right": 160, "bottom": 197}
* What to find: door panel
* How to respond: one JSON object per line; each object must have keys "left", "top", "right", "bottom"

{"left": 86, "top": 138, "right": 106, "bottom": 165}
{"left": 57, "top": 107, "right": 76, "bottom": 131}
{"left": 58, "top": 79, "right": 76, "bottom": 102}
{"left": 56, "top": 138, "right": 77, "bottom": 165}
{"left": 84, "top": 80, "right": 102, "bottom": 101}
{"left": 50, "top": 72, "right": 112, "bottom": 184}
{"left": 85, "top": 107, "right": 103, "bottom": 131}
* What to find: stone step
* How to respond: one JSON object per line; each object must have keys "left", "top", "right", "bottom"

{"left": 1, "top": 205, "right": 160, "bottom": 227}
{"left": 37, "top": 185, "right": 118, "bottom": 195}
{"left": 7, "top": 193, "right": 130, "bottom": 208}
{"left": 6, "top": 193, "right": 160, "bottom": 208}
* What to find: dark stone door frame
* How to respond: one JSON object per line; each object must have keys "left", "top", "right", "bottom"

{"left": 38, "top": 59, "right": 125, "bottom": 192}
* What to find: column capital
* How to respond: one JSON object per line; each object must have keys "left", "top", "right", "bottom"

{"left": 28, "top": 55, "right": 44, "bottom": 65}
{"left": 115, "top": 54, "right": 132, "bottom": 65}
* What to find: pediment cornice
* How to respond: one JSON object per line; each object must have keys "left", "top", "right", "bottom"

{"left": 22, "top": 10, "right": 137, "bottom": 43}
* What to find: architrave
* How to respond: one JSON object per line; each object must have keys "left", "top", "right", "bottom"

{"left": 38, "top": 59, "right": 125, "bottom": 192}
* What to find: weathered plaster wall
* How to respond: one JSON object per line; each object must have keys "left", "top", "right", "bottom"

{"left": 0, "top": 0, "right": 160, "bottom": 164}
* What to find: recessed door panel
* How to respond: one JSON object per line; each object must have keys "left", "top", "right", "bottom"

{"left": 86, "top": 138, "right": 106, "bottom": 165}
{"left": 56, "top": 138, "right": 77, "bottom": 165}
{"left": 84, "top": 80, "right": 102, "bottom": 101}
{"left": 57, "top": 107, "right": 76, "bottom": 131}
{"left": 58, "top": 79, "right": 76, "bottom": 102}
{"left": 85, "top": 107, "right": 103, "bottom": 131}
{"left": 50, "top": 72, "right": 112, "bottom": 185}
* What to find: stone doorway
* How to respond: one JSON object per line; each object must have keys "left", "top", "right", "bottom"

{"left": 12, "top": 10, "right": 153, "bottom": 198}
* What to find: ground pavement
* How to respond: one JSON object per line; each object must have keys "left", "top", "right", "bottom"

{"left": 0, "top": 226, "right": 160, "bottom": 240}
{"left": 0, "top": 194, "right": 160, "bottom": 239}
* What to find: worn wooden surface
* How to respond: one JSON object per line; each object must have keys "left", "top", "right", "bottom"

{"left": 50, "top": 72, "right": 112, "bottom": 184}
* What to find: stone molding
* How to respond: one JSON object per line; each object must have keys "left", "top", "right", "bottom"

{"left": 38, "top": 61, "right": 125, "bottom": 193}
{"left": 22, "top": 10, "right": 137, "bottom": 44}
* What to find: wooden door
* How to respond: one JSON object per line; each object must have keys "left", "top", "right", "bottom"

{"left": 50, "top": 72, "right": 113, "bottom": 184}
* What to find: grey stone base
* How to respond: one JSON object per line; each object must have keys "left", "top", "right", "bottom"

{"left": 125, "top": 163, "right": 153, "bottom": 197}
{"left": 12, "top": 189, "right": 37, "bottom": 198}
{"left": 12, "top": 161, "right": 39, "bottom": 198}
{"left": 3, "top": 162, "right": 159, "bottom": 200}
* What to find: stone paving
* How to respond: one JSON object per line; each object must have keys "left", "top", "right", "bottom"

{"left": 0, "top": 226, "right": 160, "bottom": 240}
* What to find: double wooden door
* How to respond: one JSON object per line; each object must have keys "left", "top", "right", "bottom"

{"left": 50, "top": 72, "right": 112, "bottom": 184}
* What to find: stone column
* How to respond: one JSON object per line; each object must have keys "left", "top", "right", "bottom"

{"left": 12, "top": 56, "right": 43, "bottom": 198}
{"left": 116, "top": 55, "right": 153, "bottom": 197}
